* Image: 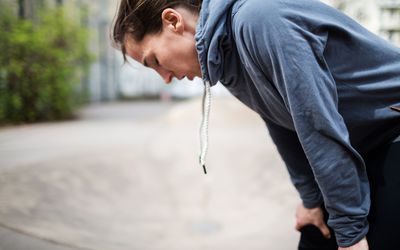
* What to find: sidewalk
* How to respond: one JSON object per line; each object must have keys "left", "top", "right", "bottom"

{"left": 0, "top": 97, "right": 299, "bottom": 250}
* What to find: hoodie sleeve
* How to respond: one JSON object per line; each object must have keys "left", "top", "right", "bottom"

{"left": 232, "top": 1, "right": 370, "bottom": 247}
{"left": 264, "top": 118, "right": 323, "bottom": 209}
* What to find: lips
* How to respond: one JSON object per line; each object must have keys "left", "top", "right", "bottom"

{"left": 175, "top": 75, "right": 184, "bottom": 80}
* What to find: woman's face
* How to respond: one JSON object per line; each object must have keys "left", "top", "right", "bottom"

{"left": 125, "top": 7, "right": 201, "bottom": 84}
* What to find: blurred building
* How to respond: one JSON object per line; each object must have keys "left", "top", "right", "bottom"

{"left": 9, "top": 0, "right": 121, "bottom": 102}
{"left": 380, "top": 0, "right": 400, "bottom": 45}
{"left": 329, "top": 0, "right": 400, "bottom": 45}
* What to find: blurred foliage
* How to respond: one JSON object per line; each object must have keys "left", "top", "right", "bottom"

{"left": 0, "top": 2, "right": 92, "bottom": 124}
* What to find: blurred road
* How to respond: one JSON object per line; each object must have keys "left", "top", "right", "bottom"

{"left": 0, "top": 96, "right": 299, "bottom": 250}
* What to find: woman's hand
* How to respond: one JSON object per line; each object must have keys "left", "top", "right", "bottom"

{"left": 338, "top": 237, "right": 369, "bottom": 250}
{"left": 295, "top": 203, "right": 331, "bottom": 239}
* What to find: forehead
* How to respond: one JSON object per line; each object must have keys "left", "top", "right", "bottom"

{"left": 124, "top": 31, "right": 166, "bottom": 64}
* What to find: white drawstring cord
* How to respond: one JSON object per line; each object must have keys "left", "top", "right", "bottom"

{"left": 199, "top": 80, "right": 211, "bottom": 174}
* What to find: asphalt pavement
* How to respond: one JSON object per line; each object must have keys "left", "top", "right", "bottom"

{"left": 0, "top": 96, "right": 300, "bottom": 250}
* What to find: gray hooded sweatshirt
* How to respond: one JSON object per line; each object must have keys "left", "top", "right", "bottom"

{"left": 195, "top": 0, "right": 400, "bottom": 247}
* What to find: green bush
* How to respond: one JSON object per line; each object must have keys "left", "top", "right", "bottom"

{"left": 0, "top": 3, "right": 92, "bottom": 124}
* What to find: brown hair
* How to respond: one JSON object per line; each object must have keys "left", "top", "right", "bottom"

{"left": 112, "top": 0, "right": 202, "bottom": 61}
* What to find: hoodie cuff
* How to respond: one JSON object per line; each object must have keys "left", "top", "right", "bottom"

{"left": 297, "top": 185, "right": 324, "bottom": 209}
{"left": 302, "top": 196, "right": 324, "bottom": 209}
{"left": 332, "top": 217, "right": 369, "bottom": 247}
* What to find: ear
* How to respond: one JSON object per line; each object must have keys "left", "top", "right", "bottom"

{"left": 161, "top": 8, "right": 184, "bottom": 34}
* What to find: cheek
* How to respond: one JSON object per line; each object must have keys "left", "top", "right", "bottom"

{"left": 162, "top": 49, "right": 189, "bottom": 70}
{"left": 159, "top": 40, "right": 198, "bottom": 71}
{"left": 181, "top": 44, "right": 199, "bottom": 68}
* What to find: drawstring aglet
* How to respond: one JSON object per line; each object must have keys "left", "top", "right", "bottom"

{"left": 199, "top": 156, "right": 207, "bottom": 174}
{"left": 202, "top": 165, "right": 207, "bottom": 174}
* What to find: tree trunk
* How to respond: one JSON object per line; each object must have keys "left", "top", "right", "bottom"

{"left": 18, "top": 0, "right": 25, "bottom": 19}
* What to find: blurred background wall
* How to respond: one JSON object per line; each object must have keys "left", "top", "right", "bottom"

{"left": 326, "top": 0, "right": 400, "bottom": 44}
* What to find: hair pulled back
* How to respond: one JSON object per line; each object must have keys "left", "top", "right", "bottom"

{"left": 112, "top": 0, "right": 202, "bottom": 61}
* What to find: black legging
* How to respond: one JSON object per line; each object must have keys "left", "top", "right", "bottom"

{"left": 298, "top": 136, "right": 400, "bottom": 250}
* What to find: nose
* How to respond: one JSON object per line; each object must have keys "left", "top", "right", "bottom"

{"left": 157, "top": 68, "right": 173, "bottom": 84}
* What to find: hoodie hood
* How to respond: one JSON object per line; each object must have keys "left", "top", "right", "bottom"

{"left": 195, "top": 0, "right": 238, "bottom": 86}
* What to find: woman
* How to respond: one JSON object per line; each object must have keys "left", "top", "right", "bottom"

{"left": 112, "top": 0, "right": 400, "bottom": 249}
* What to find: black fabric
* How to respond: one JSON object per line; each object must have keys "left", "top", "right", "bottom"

{"left": 298, "top": 206, "right": 337, "bottom": 250}
{"left": 364, "top": 137, "right": 400, "bottom": 250}
{"left": 298, "top": 136, "right": 400, "bottom": 250}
